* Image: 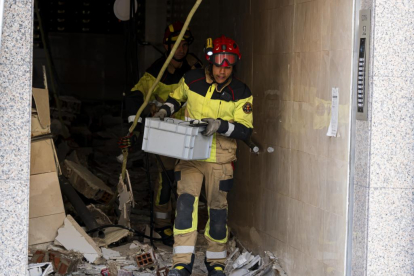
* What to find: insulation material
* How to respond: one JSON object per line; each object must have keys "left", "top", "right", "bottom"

{"left": 55, "top": 215, "right": 102, "bottom": 263}
{"left": 62, "top": 160, "right": 114, "bottom": 202}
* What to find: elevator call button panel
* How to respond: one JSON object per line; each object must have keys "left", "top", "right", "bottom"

{"left": 356, "top": 10, "right": 371, "bottom": 121}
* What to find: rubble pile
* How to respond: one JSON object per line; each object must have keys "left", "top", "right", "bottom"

{"left": 28, "top": 90, "right": 287, "bottom": 275}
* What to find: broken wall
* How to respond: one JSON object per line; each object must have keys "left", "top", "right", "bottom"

{"left": 220, "top": 0, "right": 353, "bottom": 275}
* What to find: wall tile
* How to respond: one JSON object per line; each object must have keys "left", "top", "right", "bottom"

{"left": 291, "top": 102, "right": 319, "bottom": 155}
{"left": 264, "top": 191, "right": 289, "bottom": 242}
{"left": 0, "top": 0, "right": 33, "bottom": 65}
{"left": 0, "top": 64, "right": 31, "bottom": 181}
{"left": 265, "top": 147, "right": 290, "bottom": 196}
{"left": 354, "top": 120, "right": 370, "bottom": 187}
{"left": 291, "top": 150, "right": 323, "bottom": 207}
{"left": 366, "top": 188, "right": 414, "bottom": 276}
{"left": 270, "top": 53, "right": 293, "bottom": 101}
{"left": 285, "top": 245, "right": 325, "bottom": 275}
{"left": 322, "top": 158, "right": 347, "bottom": 216}
{"left": 302, "top": 203, "right": 324, "bottom": 260}
{"left": 287, "top": 198, "right": 303, "bottom": 250}
{"left": 264, "top": 101, "right": 292, "bottom": 149}
{"left": 323, "top": 262, "right": 345, "bottom": 276}
{"left": 352, "top": 185, "right": 369, "bottom": 273}
{"left": 330, "top": 0, "right": 353, "bottom": 50}
{"left": 291, "top": 51, "right": 321, "bottom": 103}
{"left": 269, "top": 6, "right": 294, "bottom": 54}
{"left": 372, "top": 0, "right": 414, "bottom": 78}
{"left": 293, "top": 0, "right": 322, "bottom": 53}
{"left": 370, "top": 77, "right": 414, "bottom": 188}
{"left": 253, "top": 10, "right": 271, "bottom": 54}
{"left": 321, "top": 0, "right": 331, "bottom": 50}
{"left": 0, "top": 180, "right": 29, "bottom": 276}
{"left": 323, "top": 211, "right": 346, "bottom": 270}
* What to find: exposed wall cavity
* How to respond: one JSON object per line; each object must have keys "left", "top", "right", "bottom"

{"left": 218, "top": 0, "right": 354, "bottom": 275}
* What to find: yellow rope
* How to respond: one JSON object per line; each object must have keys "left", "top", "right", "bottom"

{"left": 121, "top": 0, "right": 203, "bottom": 179}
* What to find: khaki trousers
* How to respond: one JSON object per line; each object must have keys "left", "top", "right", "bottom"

{"left": 172, "top": 160, "right": 234, "bottom": 271}
{"left": 153, "top": 155, "right": 176, "bottom": 229}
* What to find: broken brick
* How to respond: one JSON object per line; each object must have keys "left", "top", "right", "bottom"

{"left": 135, "top": 250, "right": 155, "bottom": 268}
{"left": 30, "top": 250, "right": 82, "bottom": 275}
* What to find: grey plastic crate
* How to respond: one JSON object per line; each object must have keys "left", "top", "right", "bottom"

{"left": 142, "top": 118, "right": 213, "bottom": 160}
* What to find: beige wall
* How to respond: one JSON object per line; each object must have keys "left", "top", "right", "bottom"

{"left": 222, "top": 0, "right": 353, "bottom": 275}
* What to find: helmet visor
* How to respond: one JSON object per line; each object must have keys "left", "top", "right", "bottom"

{"left": 212, "top": 53, "right": 239, "bottom": 67}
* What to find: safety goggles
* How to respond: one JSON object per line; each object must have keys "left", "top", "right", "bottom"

{"left": 211, "top": 53, "right": 239, "bottom": 67}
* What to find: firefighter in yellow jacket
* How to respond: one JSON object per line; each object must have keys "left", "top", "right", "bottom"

{"left": 153, "top": 36, "right": 253, "bottom": 276}
{"left": 123, "top": 22, "right": 202, "bottom": 246}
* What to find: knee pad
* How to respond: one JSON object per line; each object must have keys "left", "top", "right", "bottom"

{"left": 175, "top": 194, "right": 198, "bottom": 232}
{"left": 207, "top": 208, "right": 227, "bottom": 242}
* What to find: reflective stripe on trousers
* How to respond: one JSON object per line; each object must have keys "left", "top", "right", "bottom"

{"left": 206, "top": 251, "right": 227, "bottom": 259}
{"left": 173, "top": 246, "right": 195, "bottom": 254}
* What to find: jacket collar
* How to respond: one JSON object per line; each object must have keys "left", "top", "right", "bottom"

{"left": 204, "top": 68, "right": 232, "bottom": 93}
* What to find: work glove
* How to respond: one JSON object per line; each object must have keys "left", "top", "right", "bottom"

{"left": 153, "top": 109, "right": 167, "bottom": 120}
{"left": 201, "top": 118, "right": 221, "bottom": 136}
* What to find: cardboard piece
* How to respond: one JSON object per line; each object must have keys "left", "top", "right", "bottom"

{"left": 29, "top": 213, "right": 66, "bottom": 246}
{"left": 29, "top": 172, "right": 65, "bottom": 218}
{"left": 55, "top": 215, "right": 102, "bottom": 263}
{"left": 30, "top": 139, "right": 59, "bottom": 175}
{"left": 62, "top": 160, "right": 114, "bottom": 202}
{"left": 32, "top": 88, "right": 51, "bottom": 137}
{"left": 29, "top": 88, "right": 66, "bottom": 246}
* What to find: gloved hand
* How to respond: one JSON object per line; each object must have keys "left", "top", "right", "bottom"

{"left": 118, "top": 131, "right": 138, "bottom": 150}
{"left": 201, "top": 118, "right": 221, "bottom": 136}
{"left": 153, "top": 109, "right": 167, "bottom": 120}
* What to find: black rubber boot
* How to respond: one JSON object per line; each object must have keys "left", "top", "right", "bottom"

{"left": 168, "top": 267, "right": 191, "bottom": 276}
{"left": 155, "top": 226, "right": 174, "bottom": 247}
{"left": 208, "top": 267, "right": 226, "bottom": 276}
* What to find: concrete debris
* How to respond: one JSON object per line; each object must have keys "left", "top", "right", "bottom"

{"left": 62, "top": 160, "right": 114, "bottom": 203}
{"left": 226, "top": 241, "right": 287, "bottom": 276}
{"left": 157, "top": 267, "right": 169, "bottom": 276}
{"left": 55, "top": 215, "right": 102, "bottom": 263}
{"left": 27, "top": 262, "right": 53, "bottom": 276}
{"left": 93, "top": 227, "right": 130, "bottom": 247}
{"left": 102, "top": 248, "right": 122, "bottom": 260}
{"left": 118, "top": 269, "right": 134, "bottom": 276}
{"left": 233, "top": 252, "right": 253, "bottom": 269}
{"left": 87, "top": 204, "right": 113, "bottom": 226}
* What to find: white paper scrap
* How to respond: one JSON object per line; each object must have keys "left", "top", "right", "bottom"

{"left": 327, "top": 87, "right": 339, "bottom": 137}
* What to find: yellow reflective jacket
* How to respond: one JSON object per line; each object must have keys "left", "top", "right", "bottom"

{"left": 126, "top": 54, "right": 202, "bottom": 120}
{"left": 162, "top": 68, "right": 254, "bottom": 163}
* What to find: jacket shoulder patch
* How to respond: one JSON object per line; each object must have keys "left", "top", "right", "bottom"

{"left": 242, "top": 102, "right": 253, "bottom": 114}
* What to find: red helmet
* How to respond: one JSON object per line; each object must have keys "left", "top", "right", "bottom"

{"left": 163, "top": 21, "right": 194, "bottom": 45}
{"left": 205, "top": 35, "right": 241, "bottom": 67}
